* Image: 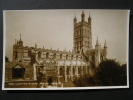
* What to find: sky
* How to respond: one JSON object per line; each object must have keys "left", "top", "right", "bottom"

{"left": 4, "top": 10, "right": 129, "bottom": 64}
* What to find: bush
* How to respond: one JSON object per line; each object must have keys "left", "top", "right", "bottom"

{"left": 73, "top": 75, "right": 97, "bottom": 87}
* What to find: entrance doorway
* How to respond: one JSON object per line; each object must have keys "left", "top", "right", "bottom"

{"left": 12, "top": 68, "right": 25, "bottom": 79}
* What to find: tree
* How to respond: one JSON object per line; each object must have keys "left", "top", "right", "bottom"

{"left": 96, "top": 59, "right": 127, "bottom": 86}
{"left": 73, "top": 59, "right": 127, "bottom": 87}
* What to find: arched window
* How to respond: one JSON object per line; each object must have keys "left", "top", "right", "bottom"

{"left": 38, "top": 52, "right": 41, "bottom": 58}
{"left": 73, "top": 67, "right": 75, "bottom": 75}
{"left": 76, "top": 56, "right": 78, "bottom": 60}
{"left": 85, "top": 41, "right": 88, "bottom": 46}
{"left": 83, "top": 67, "right": 86, "bottom": 74}
{"left": 79, "top": 29, "right": 81, "bottom": 36}
{"left": 101, "top": 55, "right": 103, "bottom": 61}
{"left": 53, "top": 53, "right": 56, "bottom": 59}
{"left": 66, "top": 67, "right": 69, "bottom": 75}
{"left": 71, "top": 55, "right": 73, "bottom": 60}
{"left": 15, "top": 52, "right": 17, "bottom": 59}
{"left": 88, "top": 30, "right": 90, "bottom": 37}
{"left": 66, "top": 55, "right": 68, "bottom": 59}
{"left": 46, "top": 53, "right": 49, "bottom": 58}
{"left": 79, "top": 41, "right": 80, "bottom": 47}
{"left": 78, "top": 67, "right": 81, "bottom": 75}
{"left": 91, "top": 55, "right": 95, "bottom": 61}
{"left": 28, "top": 51, "right": 31, "bottom": 57}
{"left": 77, "top": 42, "right": 79, "bottom": 47}
{"left": 77, "top": 51, "right": 80, "bottom": 53}
{"left": 60, "top": 54, "right": 62, "bottom": 59}
{"left": 75, "top": 32, "right": 78, "bottom": 36}
{"left": 59, "top": 68, "right": 64, "bottom": 76}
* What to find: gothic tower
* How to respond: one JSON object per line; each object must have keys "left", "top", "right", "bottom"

{"left": 73, "top": 11, "right": 92, "bottom": 54}
{"left": 13, "top": 34, "right": 24, "bottom": 62}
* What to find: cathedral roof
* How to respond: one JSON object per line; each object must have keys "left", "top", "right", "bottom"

{"left": 86, "top": 49, "right": 95, "bottom": 55}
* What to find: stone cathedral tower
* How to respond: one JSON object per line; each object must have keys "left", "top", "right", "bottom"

{"left": 13, "top": 34, "right": 24, "bottom": 62}
{"left": 73, "top": 11, "right": 92, "bottom": 54}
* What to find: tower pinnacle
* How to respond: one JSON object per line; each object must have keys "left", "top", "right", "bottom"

{"left": 104, "top": 39, "right": 107, "bottom": 48}
{"left": 15, "top": 39, "right": 16, "bottom": 45}
{"left": 74, "top": 13, "right": 76, "bottom": 18}
{"left": 81, "top": 10, "right": 85, "bottom": 21}
{"left": 35, "top": 43, "right": 37, "bottom": 48}
{"left": 20, "top": 34, "right": 21, "bottom": 41}
{"left": 43, "top": 46, "right": 44, "bottom": 49}
{"left": 88, "top": 12, "right": 91, "bottom": 23}
{"left": 64, "top": 47, "right": 66, "bottom": 52}
{"left": 74, "top": 13, "right": 77, "bottom": 25}
{"left": 89, "top": 12, "right": 90, "bottom": 18}
{"left": 96, "top": 36, "right": 99, "bottom": 45}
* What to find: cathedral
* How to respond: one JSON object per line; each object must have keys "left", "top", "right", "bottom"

{"left": 5, "top": 11, "right": 107, "bottom": 88}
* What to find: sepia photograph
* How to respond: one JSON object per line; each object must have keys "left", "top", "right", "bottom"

{"left": 2, "top": 10, "right": 129, "bottom": 90}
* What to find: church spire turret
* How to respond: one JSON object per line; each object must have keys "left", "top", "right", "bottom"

{"left": 81, "top": 10, "right": 85, "bottom": 22}
{"left": 20, "top": 34, "right": 21, "bottom": 41}
{"left": 95, "top": 36, "right": 100, "bottom": 67}
{"left": 88, "top": 12, "right": 91, "bottom": 24}
{"left": 18, "top": 34, "right": 23, "bottom": 47}
{"left": 43, "top": 46, "right": 44, "bottom": 49}
{"left": 64, "top": 47, "right": 66, "bottom": 52}
{"left": 104, "top": 39, "right": 107, "bottom": 48}
{"left": 35, "top": 43, "right": 37, "bottom": 49}
{"left": 15, "top": 39, "right": 16, "bottom": 45}
{"left": 74, "top": 13, "right": 77, "bottom": 26}
{"left": 104, "top": 39, "right": 107, "bottom": 59}
{"left": 17, "top": 40, "right": 18, "bottom": 45}
{"left": 74, "top": 13, "right": 77, "bottom": 21}
{"left": 72, "top": 48, "right": 75, "bottom": 53}
{"left": 96, "top": 36, "right": 99, "bottom": 45}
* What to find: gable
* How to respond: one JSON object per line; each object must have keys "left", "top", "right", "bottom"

{"left": 13, "top": 64, "right": 23, "bottom": 69}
